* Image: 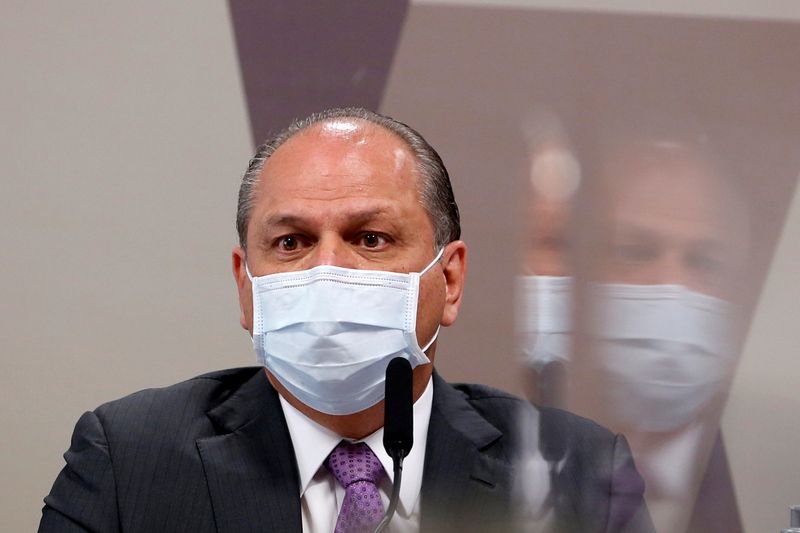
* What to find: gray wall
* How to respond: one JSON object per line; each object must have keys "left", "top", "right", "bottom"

{"left": 1, "top": 3, "right": 253, "bottom": 530}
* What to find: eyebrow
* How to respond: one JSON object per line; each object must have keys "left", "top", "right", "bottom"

{"left": 614, "top": 224, "right": 731, "bottom": 253}
{"left": 258, "top": 207, "right": 395, "bottom": 233}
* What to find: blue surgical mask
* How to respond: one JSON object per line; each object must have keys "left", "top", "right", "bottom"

{"left": 246, "top": 249, "right": 443, "bottom": 415}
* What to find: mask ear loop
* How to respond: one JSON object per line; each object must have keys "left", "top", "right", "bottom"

{"left": 244, "top": 259, "right": 255, "bottom": 282}
{"left": 420, "top": 326, "right": 440, "bottom": 353}
{"left": 416, "top": 247, "right": 446, "bottom": 353}
{"left": 420, "top": 247, "right": 445, "bottom": 276}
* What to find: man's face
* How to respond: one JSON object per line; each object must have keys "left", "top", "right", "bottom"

{"left": 594, "top": 145, "right": 748, "bottom": 300}
{"left": 568, "top": 144, "right": 750, "bottom": 433}
{"left": 231, "top": 119, "right": 466, "bottom": 424}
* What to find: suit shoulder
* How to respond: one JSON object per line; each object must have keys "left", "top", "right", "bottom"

{"left": 450, "top": 382, "right": 617, "bottom": 448}
{"left": 536, "top": 404, "right": 621, "bottom": 467}
{"left": 537, "top": 404, "right": 615, "bottom": 440}
{"left": 92, "top": 367, "right": 263, "bottom": 434}
{"left": 448, "top": 382, "right": 535, "bottom": 428}
{"left": 450, "top": 382, "right": 526, "bottom": 404}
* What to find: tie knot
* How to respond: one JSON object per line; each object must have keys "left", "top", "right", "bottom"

{"left": 325, "top": 441, "right": 385, "bottom": 487}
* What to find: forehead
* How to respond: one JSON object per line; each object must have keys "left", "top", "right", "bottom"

{"left": 260, "top": 119, "right": 419, "bottom": 196}
{"left": 601, "top": 145, "right": 744, "bottom": 239}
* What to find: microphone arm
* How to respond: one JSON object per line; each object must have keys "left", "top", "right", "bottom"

{"left": 374, "top": 357, "right": 414, "bottom": 533}
{"left": 374, "top": 451, "right": 404, "bottom": 533}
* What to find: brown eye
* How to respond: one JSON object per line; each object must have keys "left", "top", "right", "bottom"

{"left": 686, "top": 250, "right": 725, "bottom": 276}
{"left": 279, "top": 236, "right": 298, "bottom": 251}
{"left": 363, "top": 233, "right": 381, "bottom": 248}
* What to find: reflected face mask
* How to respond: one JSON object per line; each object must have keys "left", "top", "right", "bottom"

{"left": 588, "top": 283, "right": 737, "bottom": 432}
{"left": 246, "top": 249, "right": 443, "bottom": 415}
{"left": 515, "top": 275, "right": 574, "bottom": 370}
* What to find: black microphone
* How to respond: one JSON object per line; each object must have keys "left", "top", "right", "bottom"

{"left": 383, "top": 357, "right": 414, "bottom": 459}
{"left": 374, "top": 357, "right": 414, "bottom": 533}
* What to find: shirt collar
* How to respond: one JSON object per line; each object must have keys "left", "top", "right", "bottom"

{"left": 279, "top": 375, "right": 434, "bottom": 517}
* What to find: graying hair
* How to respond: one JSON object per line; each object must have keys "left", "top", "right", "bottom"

{"left": 236, "top": 107, "right": 460, "bottom": 250}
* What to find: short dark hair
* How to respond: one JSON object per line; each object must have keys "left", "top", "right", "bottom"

{"left": 236, "top": 107, "right": 460, "bottom": 250}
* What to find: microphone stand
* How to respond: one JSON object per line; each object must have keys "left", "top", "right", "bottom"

{"left": 373, "top": 357, "right": 414, "bottom": 533}
{"left": 373, "top": 450, "right": 404, "bottom": 533}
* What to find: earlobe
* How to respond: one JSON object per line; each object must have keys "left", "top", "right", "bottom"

{"left": 440, "top": 241, "right": 467, "bottom": 327}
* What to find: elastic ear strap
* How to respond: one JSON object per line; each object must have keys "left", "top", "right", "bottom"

{"left": 420, "top": 247, "right": 445, "bottom": 276}
{"left": 421, "top": 325, "right": 441, "bottom": 352}
{"left": 244, "top": 262, "right": 254, "bottom": 282}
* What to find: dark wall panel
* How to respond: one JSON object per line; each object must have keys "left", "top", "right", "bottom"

{"left": 229, "top": 0, "right": 408, "bottom": 144}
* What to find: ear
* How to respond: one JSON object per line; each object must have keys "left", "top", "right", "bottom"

{"left": 232, "top": 246, "right": 253, "bottom": 332}
{"left": 440, "top": 240, "right": 467, "bottom": 327}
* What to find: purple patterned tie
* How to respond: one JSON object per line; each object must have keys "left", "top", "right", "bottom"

{"left": 325, "top": 441, "right": 386, "bottom": 533}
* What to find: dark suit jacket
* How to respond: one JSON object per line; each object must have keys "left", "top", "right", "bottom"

{"left": 40, "top": 368, "right": 653, "bottom": 532}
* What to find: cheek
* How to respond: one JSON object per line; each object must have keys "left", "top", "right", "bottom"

{"left": 239, "top": 283, "right": 255, "bottom": 332}
{"left": 415, "top": 273, "right": 446, "bottom": 339}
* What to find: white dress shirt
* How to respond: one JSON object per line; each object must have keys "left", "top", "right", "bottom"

{"left": 278, "top": 377, "right": 434, "bottom": 533}
{"left": 639, "top": 422, "right": 709, "bottom": 533}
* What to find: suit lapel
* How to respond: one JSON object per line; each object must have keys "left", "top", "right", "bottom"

{"left": 194, "top": 370, "right": 517, "bottom": 531}
{"left": 420, "top": 373, "right": 515, "bottom": 532}
{"left": 196, "top": 370, "right": 302, "bottom": 533}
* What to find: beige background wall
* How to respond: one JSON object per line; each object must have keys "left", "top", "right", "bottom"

{"left": 722, "top": 180, "right": 800, "bottom": 531}
{"left": 0, "top": 3, "right": 254, "bottom": 530}
{"left": 2, "top": 1, "right": 798, "bottom": 531}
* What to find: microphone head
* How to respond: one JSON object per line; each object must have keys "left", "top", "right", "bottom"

{"left": 383, "top": 357, "right": 414, "bottom": 459}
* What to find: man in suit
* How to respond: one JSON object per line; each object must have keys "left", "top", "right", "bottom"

{"left": 40, "top": 108, "right": 653, "bottom": 532}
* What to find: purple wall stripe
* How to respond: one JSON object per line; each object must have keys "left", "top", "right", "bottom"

{"left": 228, "top": 0, "right": 409, "bottom": 145}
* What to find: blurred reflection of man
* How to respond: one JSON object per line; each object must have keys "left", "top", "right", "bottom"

{"left": 41, "top": 108, "right": 654, "bottom": 533}
{"left": 516, "top": 126, "right": 751, "bottom": 533}
{"left": 572, "top": 137, "right": 750, "bottom": 533}
{"left": 516, "top": 135, "right": 580, "bottom": 406}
